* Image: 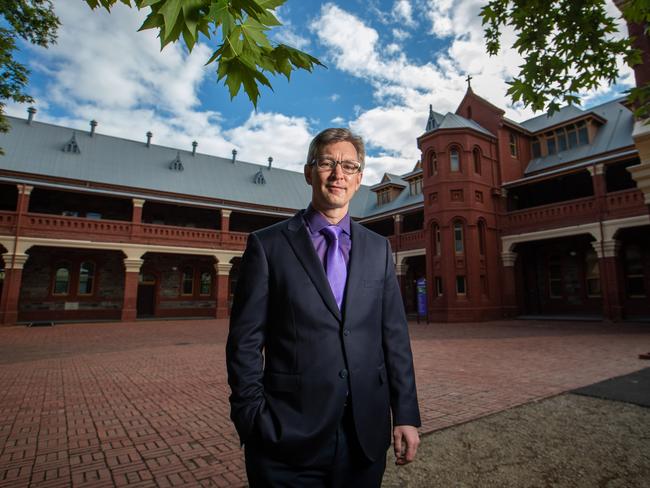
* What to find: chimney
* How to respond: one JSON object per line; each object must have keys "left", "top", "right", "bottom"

{"left": 192, "top": 141, "right": 198, "bottom": 156}
{"left": 90, "top": 120, "right": 98, "bottom": 137}
{"left": 146, "top": 131, "right": 152, "bottom": 147}
{"left": 27, "top": 107, "right": 36, "bottom": 125}
{"left": 267, "top": 156, "right": 273, "bottom": 170}
{"left": 231, "top": 149, "right": 237, "bottom": 164}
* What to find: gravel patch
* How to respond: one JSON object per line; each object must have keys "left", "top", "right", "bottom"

{"left": 384, "top": 394, "right": 650, "bottom": 487}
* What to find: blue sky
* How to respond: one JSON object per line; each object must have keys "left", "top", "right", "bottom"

{"left": 9, "top": 0, "right": 632, "bottom": 184}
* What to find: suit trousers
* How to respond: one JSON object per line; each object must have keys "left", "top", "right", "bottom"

{"left": 244, "top": 406, "right": 386, "bottom": 488}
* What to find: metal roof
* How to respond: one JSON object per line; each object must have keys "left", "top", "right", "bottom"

{"left": 523, "top": 99, "right": 635, "bottom": 175}
{"left": 0, "top": 116, "right": 376, "bottom": 219}
{"left": 422, "top": 111, "right": 494, "bottom": 138}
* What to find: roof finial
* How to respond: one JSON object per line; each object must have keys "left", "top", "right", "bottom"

{"left": 425, "top": 104, "right": 438, "bottom": 132}
{"left": 192, "top": 140, "right": 198, "bottom": 156}
{"left": 267, "top": 156, "right": 273, "bottom": 170}
{"left": 232, "top": 149, "right": 237, "bottom": 164}
{"left": 146, "top": 131, "right": 152, "bottom": 147}
{"left": 465, "top": 74, "right": 473, "bottom": 90}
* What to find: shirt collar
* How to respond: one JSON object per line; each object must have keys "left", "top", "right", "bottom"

{"left": 304, "top": 204, "right": 351, "bottom": 236}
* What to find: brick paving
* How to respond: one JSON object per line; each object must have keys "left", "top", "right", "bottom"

{"left": 0, "top": 318, "right": 648, "bottom": 487}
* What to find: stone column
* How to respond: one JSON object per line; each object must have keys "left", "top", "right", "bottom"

{"left": 500, "top": 251, "right": 518, "bottom": 317}
{"left": 121, "top": 258, "right": 143, "bottom": 321}
{"left": 131, "top": 198, "right": 145, "bottom": 237}
{"left": 16, "top": 184, "right": 33, "bottom": 214}
{"left": 592, "top": 240, "right": 624, "bottom": 321}
{"left": 214, "top": 261, "right": 232, "bottom": 319}
{"left": 221, "top": 209, "right": 232, "bottom": 232}
{"left": 392, "top": 214, "right": 403, "bottom": 252}
{"left": 395, "top": 261, "right": 408, "bottom": 309}
{"left": 0, "top": 252, "right": 29, "bottom": 325}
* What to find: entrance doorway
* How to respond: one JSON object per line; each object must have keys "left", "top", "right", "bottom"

{"left": 137, "top": 271, "right": 156, "bottom": 317}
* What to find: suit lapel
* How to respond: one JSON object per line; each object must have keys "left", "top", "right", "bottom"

{"left": 343, "top": 220, "right": 368, "bottom": 323}
{"left": 282, "top": 212, "right": 342, "bottom": 321}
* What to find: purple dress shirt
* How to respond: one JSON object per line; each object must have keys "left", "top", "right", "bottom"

{"left": 303, "top": 205, "right": 351, "bottom": 270}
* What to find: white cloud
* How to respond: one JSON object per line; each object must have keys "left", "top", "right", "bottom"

{"left": 331, "top": 116, "right": 345, "bottom": 124}
{"left": 392, "top": 1, "right": 416, "bottom": 27}
{"left": 12, "top": 2, "right": 316, "bottom": 172}
{"left": 330, "top": 94, "right": 340, "bottom": 102}
{"left": 273, "top": 28, "right": 311, "bottom": 50}
{"left": 392, "top": 28, "right": 410, "bottom": 42}
{"left": 225, "top": 112, "right": 313, "bottom": 171}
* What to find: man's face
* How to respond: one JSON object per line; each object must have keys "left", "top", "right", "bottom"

{"left": 304, "top": 140, "right": 363, "bottom": 214}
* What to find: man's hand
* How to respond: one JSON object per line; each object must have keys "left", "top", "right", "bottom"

{"left": 393, "top": 425, "right": 420, "bottom": 465}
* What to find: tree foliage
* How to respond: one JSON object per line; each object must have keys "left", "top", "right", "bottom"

{"left": 481, "top": 0, "right": 650, "bottom": 117}
{"left": 83, "top": 0, "right": 324, "bottom": 107}
{"left": 0, "top": 0, "right": 59, "bottom": 134}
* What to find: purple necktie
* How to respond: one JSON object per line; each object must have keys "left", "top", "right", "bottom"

{"left": 321, "top": 225, "right": 347, "bottom": 310}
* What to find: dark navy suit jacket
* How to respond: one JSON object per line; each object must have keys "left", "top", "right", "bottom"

{"left": 226, "top": 210, "right": 421, "bottom": 464}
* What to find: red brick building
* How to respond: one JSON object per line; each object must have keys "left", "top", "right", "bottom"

{"left": 0, "top": 85, "right": 649, "bottom": 325}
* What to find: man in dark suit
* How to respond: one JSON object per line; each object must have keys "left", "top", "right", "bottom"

{"left": 226, "top": 128, "right": 420, "bottom": 487}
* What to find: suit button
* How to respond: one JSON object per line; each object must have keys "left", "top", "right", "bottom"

{"left": 343, "top": 329, "right": 350, "bottom": 336}
{"left": 339, "top": 369, "right": 348, "bottom": 379}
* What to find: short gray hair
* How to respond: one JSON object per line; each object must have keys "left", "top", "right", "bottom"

{"left": 306, "top": 128, "right": 365, "bottom": 171}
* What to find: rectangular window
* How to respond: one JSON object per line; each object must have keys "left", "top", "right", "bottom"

{"left": 435, "top": 226, "right": 441, "bottom": 256}
{"left": 200, "top": 271, "right": 212, "bottom": 295}
{"left": 378, "top": 189, "right": 391, "bottom": 205}
{"left": 509, "top": 133, "right": 518, "bottom": 157}
{"left": 78, "top": 262, "right": 95, "bottom": 295}
{"left": 585, "top": 251, "right": 601, "bottom": 297}
{"left": 182, "top": 267, "right": 194, "bottom": 295}
{"left": 450, "top": 149, "right": 460, "bottom": 172}
{"left": 625, "top": 245, "right": 646, "bottom": 298}
{"left": 577, "top": 122, "right": 589, "bottom": 145}
{"left": 435, "top": 277, "right": 443, "bottom": 296}
{"left": 456, "top": 276, "right": 467, "bottom": 295}
{"left": 556, "top": 128, "right": 567, "bottom": 152}
{"left": 532, "top": 140, "right": 541, "bottom": 158}
{"left": 453, "top": 223, "right": 464, "bottom": 254}
{"left": 567, "top": 124, "right": 578, "bottom": 148}
{"left": 546, "top": 134, "right": 556, "bottom": 155}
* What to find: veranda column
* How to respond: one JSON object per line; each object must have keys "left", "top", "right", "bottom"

{"left": 121, "top": 258, "right": 143, "bottom": 321}
{"left": 593, "top": 240, "right": 624, "bottom": 321}
{"left": 393, "top": 214, "right": 402, "bottom": 250}
{"left": 500, "top": 251, "right": 518, "bottom": 318}
{"left": 214, "top": 262, "right": 232, "bottom": 319}
{"left": 221, "top": 209, "right": 232, "bottom": 232}
{"left": 0, "top": 252, "right": 29, "bottom": 325}
{"left": 395, "top": 260, "right": 408, "bottom": 309}
{"left": 131, "top": 198, "right": 145, "bottom": 237}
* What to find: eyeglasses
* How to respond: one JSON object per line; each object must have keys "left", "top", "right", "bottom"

{"left": 311, "top": 158, "right": 362, "bottom": 174}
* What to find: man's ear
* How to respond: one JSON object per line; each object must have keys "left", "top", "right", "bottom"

{"left": 304, "top": 164, "right": 313, "bottom": 185}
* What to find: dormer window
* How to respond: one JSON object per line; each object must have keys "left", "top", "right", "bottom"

{"left": 63, "top": 133, "right": 80, "bottom": 154}
{"left": 409, "top": 177, "right": 423, "bottom": 196}
{"left": 170, "top": 152, "right": 184, "bottom": 171}
{"left": 532, "top": 120, "right": 592, "bottom": 158}
{"left": 377, "top": 188, "right": 391, "bottom": 205}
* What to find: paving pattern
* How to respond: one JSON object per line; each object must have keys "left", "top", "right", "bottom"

{"left": 0, "top": 319, "right": 648, "bottom": 487}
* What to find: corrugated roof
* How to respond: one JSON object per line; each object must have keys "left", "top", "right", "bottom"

{"left": 0, "top": 116, "right": 395, "bottom": 219}
{"left": 520, "top": 105, "right": 586, "bottom": 132}
{"left": 422, "top": 111, "right": 494, "bottom": 138}
{"left": 524, "top": 100, "right": 635, "bottom": 175}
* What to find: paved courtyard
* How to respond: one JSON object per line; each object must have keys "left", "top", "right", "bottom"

{"left": 0, "top": 318, "right": 648, "bottom": 487}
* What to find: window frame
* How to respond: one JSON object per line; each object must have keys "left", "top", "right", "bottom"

{"left": 449, "top": 147, "right": 460, "bottom": 172}
{"left": 181, "top": 266, "right": 195, "bottom": 296}
{"left": 77, "top": 260, "right": 96, "bottom": 296}
{"left": 53, "top": 263, "right": 71, "bottom": 296}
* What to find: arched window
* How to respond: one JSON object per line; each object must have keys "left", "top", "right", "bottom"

{"left": 450, "top": 147, "right": 460, "bottom": 172}
{"left": 429, "top": 152, "right": 438, "bottom": 176}
{"left": 478, "top": 220, "right": 486, "bottom": 255}
{"left": 53, "top": 264, "right": 70, "bottom": 295}
{"left": 181, "top": 267, "right": 194, "bottom": 295}
{"left": 453, "top": 221, "right": 464, "bottom": 254}
{"left": 473, "top": 148, "right": 481, "bottom": 174}
{"left": 78, "top": 261, "right": 95, "bottom": 295}
{"left": 200, "top": 270, "right": 213, "bottom": 296}
{"left": 432, "top": 223, "right": 441, "bottom": 256}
